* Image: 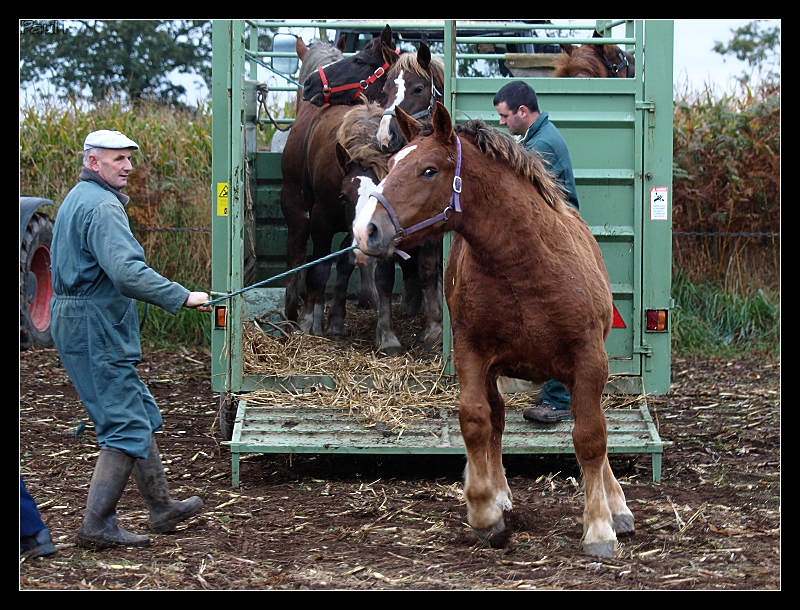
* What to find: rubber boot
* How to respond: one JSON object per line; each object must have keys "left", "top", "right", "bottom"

{"left": 77, "top": 448, "right": 150, "bottom": 549}
{"left": 133, "top": 437, "right": 203, "bottom": 533}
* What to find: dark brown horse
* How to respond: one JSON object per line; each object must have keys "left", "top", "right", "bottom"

{"left": 352, "top": 102, "right": 634, "bottom": 557}
{"left": 554, "top": 32, "right": 634, "bottom": 78}
{"left": 302, "top": 25, "right": 399, "bottom": 107}
{"left": 336, "top": 103, "right": 442, "bottom": 353}
{"left": 376, "top": 43, "right": 445, "bottom": 154}
{"left": 280, "top": 31, "right": 399, "bottom": 329}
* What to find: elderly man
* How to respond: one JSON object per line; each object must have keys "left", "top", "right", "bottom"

{"left": 494, "top": 81, "right": 579, "bottom": 424}
{"left": 49, "top": 130, "right": 210, "bottom": 549}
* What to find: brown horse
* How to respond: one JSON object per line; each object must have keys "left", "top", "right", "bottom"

{"left": 352, "top": 102, "right": 634, "bottom": 557}
{"left": 336, "top": 103, "right": 442, "bottom": 353}
{"left": 280, "top": 32, "right": 398, "bottom": 329}
{"left": 376, "top": 43, "right": 445, "bottom": 154}
{"left": 554, "top": 32, "right": 634, "bottom": 78}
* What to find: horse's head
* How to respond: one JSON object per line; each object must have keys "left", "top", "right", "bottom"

{"left": 302, "top": 25, "right": 399, "bottom": 106}
{"left": 376, "top": 43, "right": 444, "bottom": 153}
{"left": 354, "top": 102, "right": 460, "bottom": 259}
{"left": 555, "top": 38, "right": 634, "bottom": 78}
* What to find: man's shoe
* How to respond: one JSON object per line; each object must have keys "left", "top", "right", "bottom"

{"left": 522, "top": 401, "right": 572, "bottom": 423}
{"left": 20, "top": 527, "right": 57, "bottom": 559}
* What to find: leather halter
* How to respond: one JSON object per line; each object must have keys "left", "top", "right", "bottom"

{"left": 596, "top": 46, "right": 632, "bottom": 77}
{"left": 317, "top": 48, "right": 401, "bottom": 107}
{"left": 369, "top": 135, "right": 462, "bottom": 259}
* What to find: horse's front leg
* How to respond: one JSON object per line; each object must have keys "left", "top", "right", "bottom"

{"left": 570, "top": 352, "right": 631, "bottom": 557}
{"left": 327, "top": 236, "right": 356, "bottom": 338}
{"left": 417, "top": 239, "right": 443, "bottom": 350}
{"left": 457, "top": 349, "right": 511, "bottom": 547}
{"left": 374, "top": 258, "right": 402, "bottom": 355}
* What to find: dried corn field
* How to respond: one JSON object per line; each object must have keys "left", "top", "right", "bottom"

{"left": 20, "top": 340, "right": 780, "bottom": 590}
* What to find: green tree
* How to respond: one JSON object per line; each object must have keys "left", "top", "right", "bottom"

{"left": 713, "top": 20, "right": 780, "bottom": 86}
{"left": 20, "top": 20, "right": 211, "bottom": 105}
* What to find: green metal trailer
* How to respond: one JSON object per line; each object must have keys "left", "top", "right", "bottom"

{"left": 210, "top": 19, "right": 673, "bottom": 486}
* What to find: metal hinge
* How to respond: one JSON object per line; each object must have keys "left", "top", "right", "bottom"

{"left": 635, "top": 100, "right": 656, "bottom": 111}
{"left": 633, "top": 343, "right": 653, "bottom": 356}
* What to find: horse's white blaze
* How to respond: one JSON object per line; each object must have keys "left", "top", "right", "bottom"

{"left": 353, "top": 145, "right": 418, "bottom": 251}
{"left": 376, "top": 70, "right": 406, "bottom": 148}
{"left": 389, "top": 144, "right": 417, "bottom": 170}
{"left": 352, "top": 175, "right": 382, "bottom": 253}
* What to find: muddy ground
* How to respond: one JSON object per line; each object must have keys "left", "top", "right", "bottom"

{"left": 19, "top": 345, "right": 780, "bottom": 590}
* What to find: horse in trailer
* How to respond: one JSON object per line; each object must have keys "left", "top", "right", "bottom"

{"left": 280, "top": 28, "right": 400, "bottom": 328}
{"left": 302, "top": 25, "right": 400, "bottom": 107}
{"left": 554, "top": 31, "right": 635, "bottom": 78}
{"left": 370, "top": 44, "right": 448, "bottom": 349}
{"left": 352, "top": 102, "right": 635, "bottom": 557}
{"left": 336, "top": 103, "right": 442, "bottom": 353}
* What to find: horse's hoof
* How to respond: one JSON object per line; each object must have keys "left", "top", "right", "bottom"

{"left": 380, "top": 344, "right": 404, "bottom": 357}
{"left": 613, "top": 513, "right": 635, "bottom": 536}
{"left": 472, "top": 520, "right": 509, "bottom": 549}
{"left": 326, "top": 324, "right": 347, "bottom": 339}
{"left": 582, "top": 540, "right": 617, "bottom": 558}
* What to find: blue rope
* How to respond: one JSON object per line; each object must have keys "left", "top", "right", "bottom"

{"left": 203, "top": 244, "right": 358, "bottom": 307}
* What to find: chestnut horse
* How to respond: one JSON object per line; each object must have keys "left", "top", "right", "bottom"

{"left": 352, "top": 102, "right": 634, "bottom": 557}
{"left": 554, "top": 32, "right": 634, "bottom": 78}
{"left": 280, "top": 30, "right": 399, "bottom": 330}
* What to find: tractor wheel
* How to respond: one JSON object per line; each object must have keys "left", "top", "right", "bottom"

{"left": 20, "top": 213, "right": 54, "bottom": 348}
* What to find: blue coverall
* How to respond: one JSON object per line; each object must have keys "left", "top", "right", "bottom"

{"left": 49, "top": 169, "right": 190, "bottom": 459}
{"left": 522, "top": 111, "right": 579, "bottom": 410}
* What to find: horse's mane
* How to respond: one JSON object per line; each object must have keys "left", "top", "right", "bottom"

{"left": 386, "top": 52, "right": 445, "bottom": 90}
{"left": 298, "top": 40, "right": 344, "bottom": 84}
{"left": 455, "top": 120, "right": 569, "bottom": 214}
{"left": 553, "top": 46, "right": 608, "bottom": 78}
{"left": 336, "top": 102, "right": 390, "bottom": 180}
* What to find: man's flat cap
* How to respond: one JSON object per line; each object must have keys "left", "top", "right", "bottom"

{"left": 83, "top": 130, "right": 139, "bottom": 151}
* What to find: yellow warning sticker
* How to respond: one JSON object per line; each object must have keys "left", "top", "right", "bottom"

{"left": 216, "top": 182, "right": 229, "bottom": 216}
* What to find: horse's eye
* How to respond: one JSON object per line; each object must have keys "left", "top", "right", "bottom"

{"left": 414, "top": 85, "right": 425, "bottom": 95}
{"left": 422, "top": 167, "right": 437, "bottom": 178}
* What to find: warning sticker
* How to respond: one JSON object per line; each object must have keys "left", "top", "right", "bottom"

{"left": 650, "top": 186, "right": 669, "bottom": 221}
{"left": 216, "top": 182, "right": 229, "bottom": 217}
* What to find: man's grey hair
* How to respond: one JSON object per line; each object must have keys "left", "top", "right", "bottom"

{"left": 83, "top": 147, "right": 99, "bottom": 166}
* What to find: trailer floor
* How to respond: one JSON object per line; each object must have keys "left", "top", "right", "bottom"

{"left": 225, "top": 398, "right": 668, "bottom": 487}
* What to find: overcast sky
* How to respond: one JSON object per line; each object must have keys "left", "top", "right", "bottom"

{"left": 672, "top": 19, "right": 780, "bottom": 94}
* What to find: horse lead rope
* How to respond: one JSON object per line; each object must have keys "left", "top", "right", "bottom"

{"left": 202, "top": 244, "right": 358, "bottom": 308}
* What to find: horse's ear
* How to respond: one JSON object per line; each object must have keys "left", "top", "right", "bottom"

{"left": 417, "top": 42, "right": 431, "bottom": 70}
{"left": 335, "top": 34, "right": 347, "bottom": 53}
{"left": 560, "top": 43, "right": 575, "bottom": 56}
{"left": 381, "top": 25, "right": 394, "bottom": 50}
{"left": 431, "top": 101, "right": 454, "bottom": 143}
{"left": 395, "top": 107, "right": 422, "bottom": 144}
{"left": 296, "top": 37, "right": 308, "bottom": 61}
{"left": 335, "top": 142, "right": 351, "bottom": 172}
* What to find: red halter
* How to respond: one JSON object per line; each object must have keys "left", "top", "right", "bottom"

{"left": 316, "top": 48, "right": 400, "bottom": 106}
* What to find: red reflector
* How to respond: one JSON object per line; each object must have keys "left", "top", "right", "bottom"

{"left": 214, "top": 306, "right": 227, "bottom": 328}
{"left": 612, "top": 304, "right": 626, "bottom": 328}
{"left": 646, "top": 309, "right": 667, "bottom": 332}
